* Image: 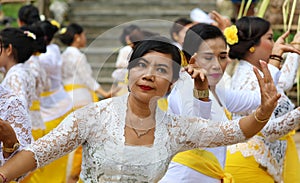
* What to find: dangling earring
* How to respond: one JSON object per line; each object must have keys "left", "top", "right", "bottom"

{"left": 249, "top": 47, "right": 255, "bottom": 53}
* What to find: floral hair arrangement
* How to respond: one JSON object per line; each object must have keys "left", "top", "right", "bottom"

{"left": 223, "top": 25, "right": 239, "bottom": 45}
{"left": 24, "top": 31, "right": 36, "bottom": 40}
{"left": 59, "top": 27, "right": 67, "bottom": 34}
{"left": 50, "top": 19, "right": 61, "bottom": 29}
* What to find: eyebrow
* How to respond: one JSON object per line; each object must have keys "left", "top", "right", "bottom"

{"left": 139, "top": 57, "right": 171, "bottom": 68}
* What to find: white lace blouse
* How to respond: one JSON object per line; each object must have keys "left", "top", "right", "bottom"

{"left": 61, "top": 46, "right": 100, "bottom": 107}
{"left": 26, "top": 94, "right": 248, "bottom": 182}
{"left": 38, "top": 44, "right": 72, "bottom": 122}
{"left": 0, "top": 85, "right": 32, "bottom": 165}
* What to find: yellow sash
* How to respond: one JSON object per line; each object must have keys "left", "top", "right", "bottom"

{"left": 64, "top": 84, "right": 99, "bottom": 102}
{"left": 29, "top": 100, "right": 40, "bottom": 111}
{"left": 173, "top": 149, "right": 234, "bottom": 183}
{"left": 158, "top": 97, "right": 168, "bottom": 112}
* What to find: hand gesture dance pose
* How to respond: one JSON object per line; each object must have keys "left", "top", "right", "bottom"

{"left": 0, "top": 36, "right": 279, "bottom": 183}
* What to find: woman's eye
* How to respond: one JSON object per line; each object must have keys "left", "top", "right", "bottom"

{"left": 204, "top": 56, "right": 213, "bottom": 61}
{"left": 137, "top": 62, "right": 147, "bottom": 68}
{"left": 157, "top": 68, "right": 167, "bottom": 74}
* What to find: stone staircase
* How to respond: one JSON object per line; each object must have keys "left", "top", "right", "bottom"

{"left": 67, "top": 0, "right": 217, "bottom": 89}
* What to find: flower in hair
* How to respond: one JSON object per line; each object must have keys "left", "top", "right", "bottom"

{"left": 24, "top": 31, "right": 36, "bottom": 40}
{"left": 59, "top": 27, "right": 67, "bottom": 34}
{"left": 224, "top": 25, "right": 239, "bottom": 45}
{"left": 50, "top": 19, "right": 60, "bottom": 29}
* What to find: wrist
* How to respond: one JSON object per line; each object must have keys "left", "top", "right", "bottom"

{"left": 193, "top": 89, "right": 209, "bottom": 100}
{"left": 269, "top": 54, "right": 283, "bottom": 63}
{"left": 253, "top": 108, "right": 270, "bottom": 123}
{"left": 0, "top": 172, "right": 7, "bottom": 183}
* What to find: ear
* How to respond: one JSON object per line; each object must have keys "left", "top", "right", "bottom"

{"left": 172, "top": 33, "right": 179, "bottom": 42}
{"left": 6, "top": 44, "right": 13, "bottom": 56}
{"left": 74, "top": 34, "right": 81, "bottom": 42}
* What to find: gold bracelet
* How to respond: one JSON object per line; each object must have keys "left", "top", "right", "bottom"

{"left": 193, "top": 89, "right": 209, "bottom": 99}
{"left": 253, "top": 110, "right": 269, "bottom": 123}
{"left": 291, "top": 42, "right": 300, "bottom": 45}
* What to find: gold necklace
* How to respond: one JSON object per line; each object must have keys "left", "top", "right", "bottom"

{"left": 131, "top": 128, "right": 152, "bottom": 138}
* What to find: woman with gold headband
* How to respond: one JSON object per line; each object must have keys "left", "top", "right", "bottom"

{"left": 224, "top": 16, "right": 300, "bottom": 183}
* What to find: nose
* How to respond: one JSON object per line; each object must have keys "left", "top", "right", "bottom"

{"left": 211, "top": 57, "right": 221, "bottom": 71}
{"left": 142, "top": 66, "right": 155, "bottom": 81}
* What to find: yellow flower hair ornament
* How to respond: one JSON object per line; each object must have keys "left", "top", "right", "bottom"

{"left": 59, "top": 27, "right": 67, "bottom": 35}
{"left": 224, "top": 25, "right": 239, "bottom": 45}
{"left": 24, "top": 31, "right": 36, "bottom": 40}
{"left": 50, "top": 19, "right": 61, "bottom": 29}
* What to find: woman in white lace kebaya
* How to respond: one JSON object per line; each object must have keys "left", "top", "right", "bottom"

{"left": 224, "top": 17, "right": 300, "bottom": 183}
{"left": 59, "top": 23, "right": 118, "bottom": 108}
{"left": 0, "top": 36, "right": 281, "bottom": 183}
{"left": 0, "top": 85, "right": 32, "bottom": 166}
{"left": 20, "top": 20, "right": 73, "bottom": 183}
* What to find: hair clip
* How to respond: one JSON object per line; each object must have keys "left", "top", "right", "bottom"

{"left": 24, "top": 31, "right": 36, "bottom": 40}
{"left": 59, "top": 27, "right": 67, "bottom": 34}
{"left": 50, "top": 19, "right": 60, "bottom": 29}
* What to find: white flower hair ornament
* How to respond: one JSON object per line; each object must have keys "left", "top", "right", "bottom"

{"left": 24, "top": 31, "right": 36, "bottom": 40}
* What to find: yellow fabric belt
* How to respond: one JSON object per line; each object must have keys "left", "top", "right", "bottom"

{"left": 173, "top": 149, "right": 234, "bottom": 183}
{"left": 40, "top": 90, "right": 55, "bottom": 97}
{"left": 64, "top": 84, "right": 98, "bottom": 102}
{"left": 29, "top": 100, "right": 40, "bottom": 111}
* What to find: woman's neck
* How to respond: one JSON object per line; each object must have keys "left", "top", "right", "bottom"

{"left": 5, "top": 60, "right": 17, "bottom": 74}
{"left": 243, "top": 56, "right": 262, "bottom": 71}
{"left": 128, "top": 94, "right": 157, "bottom": 118}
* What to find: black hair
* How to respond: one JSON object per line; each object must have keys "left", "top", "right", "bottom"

{"left": 0, "top": 28, "right": 39, "bottom": 63}
{"left": 37, "top": 20, "right": 59, "bottom": 44}
{"left": 119, "top": 24, "right": 141, "bottom": 46}
{"left": 20, "top": 24, "right": 47, "bottom": 54}
{"left": 228, "top": 16, "right": 270, "bottom": 60}
{"left": 183, "top": 23, "right": 226, "bottom": 61}
{"left": 170, "top": 18, "right": 192, "bottom": 41}
{"left": 58, "top": 23, "right": 83, "bottom": 46}
{"left": 128, "top": 36, "right": 181, "bottom": 81}
{"left": 18, "top": 4, "right": 40, "bottom": 25}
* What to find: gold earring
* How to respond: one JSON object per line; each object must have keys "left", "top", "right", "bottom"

{"left": 249, "top": 47, "right": 255, "bottom": 53}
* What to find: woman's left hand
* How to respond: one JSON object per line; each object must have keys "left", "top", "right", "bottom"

{"left": 184, "top": 53, "right": 209, "bottom": 90}
{"left": 272, "top": 31, "right": 300, "bottom": 56}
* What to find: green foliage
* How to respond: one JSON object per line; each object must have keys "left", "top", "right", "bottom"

{"left": 273, "top": 29, "right": 295, "bottom": 43}
{"left": 0, "top": 3, "right": 24, "bottom": 28}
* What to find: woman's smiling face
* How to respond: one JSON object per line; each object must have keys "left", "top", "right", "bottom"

{"left": 128, "top": 51, "right": 174, "bottom": 103}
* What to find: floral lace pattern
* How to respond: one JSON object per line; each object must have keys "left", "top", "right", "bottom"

{"left": 278, "top": 53, "right": 299, "bottom": 91}
{"left": 230, "top": 60, "right": 297, "bottom": 182}
{"left": 25, "top": 94, "right": 246, "bottom": 182}
{"left": 0, "top": 85, "right": 32, "bottom": 165}
{"left": 1, "top": 64, "right": 36, "bottom": 109}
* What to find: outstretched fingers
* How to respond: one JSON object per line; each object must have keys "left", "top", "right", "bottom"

{"left": 254, "top": 61, "right": 281, "bottom": 115}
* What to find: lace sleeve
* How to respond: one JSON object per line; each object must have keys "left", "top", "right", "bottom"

{"left": 277, "top": 53, "right": 299, "bottom": 91}
{"left": 76, "top": 53, "right": 100, "bottom": 90}
{"left": 170, "top": 115, "right": 246, "bottom": 150}
{"left": 0, "top": 87, "right": 32, "bottom": 164}
{"left": 261, "top": 107, "right": 300, "bottom": 141}
{"left": 2, "top": 71, "right": 35, "bottom": 109}
{"left": 24, "top": 108, "right": 92, "bottom": 168}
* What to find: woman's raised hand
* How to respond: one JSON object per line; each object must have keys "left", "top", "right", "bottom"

{"left": 184, "top": 53, "right": 209, "bottom": 90}
{"left": 253, "top": 60, "right": 281, "bottom": 120}
{"left": 272, "top": 31, "right": 300, "bottom": 56}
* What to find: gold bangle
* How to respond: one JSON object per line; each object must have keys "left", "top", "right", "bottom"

{"left": 193, "top": 89, "right": 209, "bottom": 99}
{"left": 291, "top": 42, "right": 300, "bottom": 45}
{"left": 253, "top": 110, "right": 269, "bottom": 123}
{"left": 3, "top": 141, "right": 20, "bottom": 153}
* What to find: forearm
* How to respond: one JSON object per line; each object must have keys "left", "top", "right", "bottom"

{"left": 0, "top": 150, "right": 36, "bottom": 182}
